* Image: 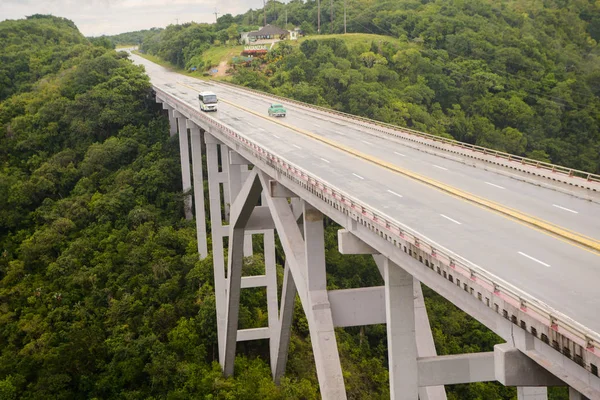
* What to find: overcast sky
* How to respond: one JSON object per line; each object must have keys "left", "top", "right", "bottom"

{"left": 0, "top": 0, "right": 268, "bottom": 36}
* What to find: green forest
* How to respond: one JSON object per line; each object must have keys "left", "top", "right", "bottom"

{"left": 0, "top": 3, "right": 594, "bottom": 399}
{"left": 129, "top": 0, "right": 600, "bottom": 174}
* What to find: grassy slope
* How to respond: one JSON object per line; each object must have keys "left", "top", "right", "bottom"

{"left": 202, "top": 45, "right": 245, "bottom": 66}
{"left": 296, "top": 32, "right": 403, "bottom": 47}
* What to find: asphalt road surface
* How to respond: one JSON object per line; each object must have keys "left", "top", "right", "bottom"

{"left": 131, "top": 53, "right": 600, "bottom": 334}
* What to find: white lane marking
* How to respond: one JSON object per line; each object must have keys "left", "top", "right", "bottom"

{"left": 273, "top": 134, "right": 281, "bottom": 139}
{"left": 352, "top": 173, "right": 364, "bottom": 180}
{"left": 433, "top": 165, "right": 448, "bottom": 171}
{"left": 518, "top": 251, "right": 551, "bottom": 267}
{"left": 320, "top": 157, "right": 330, "bottom": 163}
{"left": 440, "top": 214, "right": 462, "bottom": 225}
{"left": 334, "top": 130, "right": 345, "bottom": 135}
{"left": 361, "top": 140, "right": 373, "bottom": 145}
{"left": 387, "top": 189, "right": 403, "bottom": 198}
{"left": 394, "top": 151, "right": 406, "bottom": 157}
{"left": 313, "top": 124, "right": 322, "bottom": 129}
{"left": 552, "top": 204, "right": 578, "bottom": 214}
{"left": 485, "top": 182, "right": 505, "bottom": 189}
{"left": 292, "top": 144, "right": 302, "bottom": 149}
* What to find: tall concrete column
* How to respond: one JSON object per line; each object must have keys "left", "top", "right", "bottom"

{"left": 220, "top": 144, "right": 231, "bottom": 221}
{"left": 569, "top": 388, "right": 590, "bottom": 400}
{"left": 174, "top": 111, "right": 192, "bottom": 220}
{"left": 302, "top": 202, "right": 347, "bottom": 400}
{"left": 414, "top": 280, "right": 447, "bottom": 400}
{"left": 259, "top": 174, "right": 346, "bottom": 400}
{"left": 518, "top": 387, "right": 548, "bottom": 400}
{"left": 223, "top": 170, "right": 263, "bottom": 376}
{"left": 384, "top": 258, "right": 418, "bottom": 400}
{"left": 187, "top": 121, "right": 207, "bottom": 259}
{"left": 205, "top": 134, "right": 227, "bottom": 364}
{"left": 167, "top": 108, "right": 177, "bottom": 137}
{"left": 271, "top": 261, "right": 296, "bottom": 382}
{"left": 372, "top": 251, "right": 445, "bottom": 400}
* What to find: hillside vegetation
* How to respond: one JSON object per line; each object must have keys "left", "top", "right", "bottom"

{"left": 0, "top": 15, "right": 317, "bottom": 399}
{"left": 0, "top": 5, "right": 589, "bottom": 399}
{"left": 128, "top": 0, "right": 600, "bottom": 173}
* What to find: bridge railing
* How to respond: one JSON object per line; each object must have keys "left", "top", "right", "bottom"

{"left": 155, "top": 86, "right": 600, "bottom": 377}
{"left": 212, "top": 80, "right": 600, "bottom": 187}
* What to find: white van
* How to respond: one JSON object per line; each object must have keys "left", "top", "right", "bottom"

{"left": 198, "top": 91, "right": 218, "bottom": 111}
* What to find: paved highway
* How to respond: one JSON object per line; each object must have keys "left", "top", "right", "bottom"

{"left": 130, "top": 53, "right": 600, "bottom": 333}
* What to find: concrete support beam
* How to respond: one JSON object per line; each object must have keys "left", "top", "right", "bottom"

{"left": 220, "top": 144, "right": 231, "bottom": 221}
{"left": 302, "top": 202, "right": 347, "bottom": 399}
{"left": 269, "top": 180, "right": 298, "bottom": 198}
{"left": 329, "top": 287, "right": 386, "bottom": 327}
{"left": 271, "top": 262, "right": 297, "bottom": 382}
{"left": 518, "top": 387, "right": 548, "bottom": 400}
{"left": 304, "top": 202, "right": 327, "bottom": 292}
{"left": 259, "top": 171, "right": 346, "bottom": 400}
{"left": 237, "top": 327, "right": 270, "bottom": 342}
{"left": 417, "top": 353, "right": 495, "bottom": 386}
{"left": 223, "top": 170, "right": 262, "bottom": 376}
{"left": 347, "top": 233, "right": 445, "bottom": 399}
{"left": 569, "top": 387, "right": 590, "bottom": 400}
{"left": 338, "top": 229, "right": 378, "bottom": 254}
{"left": 240, "top": 275, "right": 268, "bottom": 288}
{"left": 187, "top": 120, "right": 207, "bottom": 258}
{"left": 494, "top": 344, "right": 565, "bottom": 387}
{"left": 205, "top": 136, "right": 227, "bottom": 364}
{"left": 414, "top": 280, "right": 447, "bottom": 400}
{"left": 204, "top": 133, "right": 222, "bottom": 145}
{"left": 167, "top": 108, "right": 177, "bottom": 136}
{"left": 264, "top": 227, "right": 279, "bottom": 353}
{"left": 384, "top": 258, "right": 418, "bottom": 399}
{"left": 229, "top": 150, "right": 250, "bottom": 165}
{"left": 175, "top": 115, "right": 192, "bottom": 220}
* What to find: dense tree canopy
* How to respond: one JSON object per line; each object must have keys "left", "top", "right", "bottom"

{"left": 0, "top": 6, "right": 586, "bottom": 399}
{"left": 124, "top": 0, "right": 600, "bottom": 173}
{"left": 233, "top": 0, "right": 600, "bottom": 173}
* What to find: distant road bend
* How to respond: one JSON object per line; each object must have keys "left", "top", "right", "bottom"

{"left": 130, "top": 52, "right": 600, "bottom": 398}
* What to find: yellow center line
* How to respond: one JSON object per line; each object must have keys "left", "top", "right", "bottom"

{"left": 176, "top": 81, "right": 600, "bottom": 255}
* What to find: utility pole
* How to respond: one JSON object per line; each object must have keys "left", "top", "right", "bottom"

{"left": 176, "top": 18, "right": 179, "bottom": 25}
{"left": 330, "top": 0, "right": 334, "bottom": 33}
{"left": 344, "top": 0, "right": 347, "bottom": 34}
{"left": 263, "top": 0, "right": 267, "bottom": 26}
{"left": 285, "top": 9, "right": 288, "bottom": 27}
{"left": 317, "top": 0, "right": 321, "bottom": 34}
{"left": 214, "top": 8, "right": 219, "bottom": 23}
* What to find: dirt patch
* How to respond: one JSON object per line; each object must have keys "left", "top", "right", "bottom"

{"left": 213, "top": 60, "right": 230, "bottom": 77}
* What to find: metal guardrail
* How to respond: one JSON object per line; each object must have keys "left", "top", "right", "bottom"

{"left": 155, "top": 86, "right": 600, "bottom": 374}
{"left": 212, "top": 80, "right": 600, "bottom": 186}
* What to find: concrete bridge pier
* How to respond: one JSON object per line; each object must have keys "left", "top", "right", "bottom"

{"left": 187, "top": 121, "right": 208, "bottom": 259}
{"left": 173, "top": 110, "right": 192, "bottom": 220}
{"left": 203, "top": 133, "right": 280, "bottom": 379}
{"left": 383, "top": 257, "right": 419, "bottom": 399}
{"left": 153, "top": 88, "right": 600, "bottom": 400}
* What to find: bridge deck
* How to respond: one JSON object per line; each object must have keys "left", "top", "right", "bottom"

{"left": 132, "top": 54, "right": 600, "bottom": 335}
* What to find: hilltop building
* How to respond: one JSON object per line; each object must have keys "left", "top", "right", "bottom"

{"left": 240, "top": 24, "right": 298, "bottom": 45}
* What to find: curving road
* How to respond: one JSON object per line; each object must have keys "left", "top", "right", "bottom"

{"left": 130, "top": 53, "right": 600, "bottom": 334}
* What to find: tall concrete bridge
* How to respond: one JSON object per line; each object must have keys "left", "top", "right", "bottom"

{"left": 131, "top": 52, "right": 600, "bottom": 400}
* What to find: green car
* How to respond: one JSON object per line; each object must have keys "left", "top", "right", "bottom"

{"left": 268, "top": 103, "right": 287, "bottom": 117}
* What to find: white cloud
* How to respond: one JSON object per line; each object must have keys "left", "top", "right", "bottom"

{"left": 0, "top": 0, "right": 267, "bottom": 36}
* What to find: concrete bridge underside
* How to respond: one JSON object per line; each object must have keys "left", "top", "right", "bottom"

{"left": 157, "top": 96, "right": 597, "bottom": 400}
